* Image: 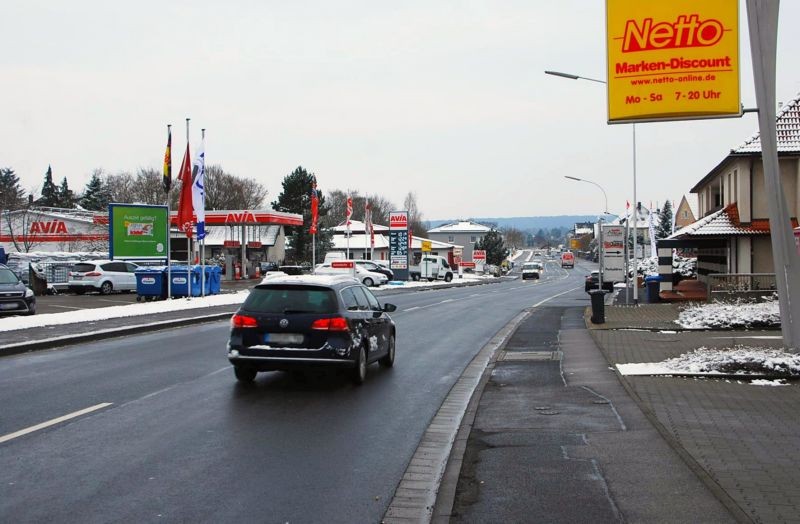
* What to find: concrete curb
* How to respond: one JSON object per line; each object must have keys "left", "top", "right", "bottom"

{"left": 0, "top": 312, "right": 234, "bottom": 358}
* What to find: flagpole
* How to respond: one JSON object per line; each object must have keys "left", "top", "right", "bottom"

{"left": 165, "top": 124, "right": 172, "bottom": 300}
{"left": 200, "top": 128, "right": 206, "bottom": 297}
{"left": 186, "top": 117, "right": 192, "bottom": 299}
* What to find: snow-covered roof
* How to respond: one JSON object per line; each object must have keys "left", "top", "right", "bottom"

{"left": 668, "top": 203, "right": 792, "bottom": 238}
{"left": 332, "top": 220, "right": 389, "bottom": 233}
{"left": 733, "top": 92, "right": 800, "bottom": 154}
{"left": 428, "top": 221, "right": 491, "bottom": 233}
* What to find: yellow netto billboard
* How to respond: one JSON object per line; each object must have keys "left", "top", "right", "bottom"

{"left": 606, "top": 0, "right": 740, "bottom": 123}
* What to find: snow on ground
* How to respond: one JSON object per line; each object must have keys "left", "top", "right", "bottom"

{"left": 0, "top": 291, "right": 252, "bottom": 332}
{"left": 617, "top": 346, "right": 800, "bottom": 378}
{"left": 0, "top": 272, "right": 504, "bottom": 333}
{"left": 750, "top": 379, "right": 790, "bottom": 387}
{"left": 676, "top": 298, "right": 781, "bottom": 329}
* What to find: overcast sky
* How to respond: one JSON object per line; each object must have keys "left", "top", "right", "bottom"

{"left": 3, "top": 1, "right": 800, "bottom": 221}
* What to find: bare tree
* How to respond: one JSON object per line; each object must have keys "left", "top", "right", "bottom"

{"left": 203, "top": 165, "right": 268, "bottom": 209}
{"left": 3, "top": 207, "right": 46, "bottom": 253}
{"left": 502, "top": 227, "right": 524, "bottom": 250}
{"left": 403, "top": 191, "right": 427, "bottom": 237}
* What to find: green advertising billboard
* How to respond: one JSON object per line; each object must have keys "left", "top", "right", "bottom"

{"left": 109, "top": 203, "right": 169, "bottom": 259}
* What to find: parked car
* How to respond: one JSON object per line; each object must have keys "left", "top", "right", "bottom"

{"left": 354, "top": 260, "right": 394, "bottom": 280}
{"left": 68, "top": 260, "right": 140, "bottom": 295}
{"left": 227, "top": 274, "right": 397, "bottom": 384}
{"left": 585, "top": 270, "right": 614, "bottom": 292}
{"left": 0, "top": 264, "right": 36, "bottom": 315}
{"left": 259, "top": 261, "right": 280, "bottom": 274}
{"left": 314, "top": 262, "right": 388, "bottom": 287}
{"left": 521, "top": 261, "right": 543, "bottom": 280}
{"left": 409, "top": 255, "right": 454, "bottom": 282}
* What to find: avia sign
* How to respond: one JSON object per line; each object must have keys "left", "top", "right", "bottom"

{"left": 29, "top": 220, "right": 68, "bottom": 234}
{"left": 389, "top": 212, "right": 408, "bottom": 231}
{"left": 606, "top": 0, "right": 740, "bottom": 123}
{"left": 473, "top": 250, "right": 487, "bottom": 261}
{"left": 225, "top": 212, "right": 257, "bottom": 223}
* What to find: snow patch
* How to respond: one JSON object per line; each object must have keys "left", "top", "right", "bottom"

{"left": 617, "top": 346, "right": 800, "bottom": 377}
{"left": 676, "top": 299, "right": 780, "bottom": 329}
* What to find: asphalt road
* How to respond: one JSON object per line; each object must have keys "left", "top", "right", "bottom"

{"left": 0, "top": 257, "right": 592, "bottom": 523}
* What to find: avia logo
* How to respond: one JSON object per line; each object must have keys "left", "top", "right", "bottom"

{"left": 390, "top": 214, "right": 408, "bottom": 227}
{"left": 621, "top": 14, "right": 725, "bottom": 53}
{"left": 29, "top": 220, "right": 68, "bottom": 234}
{"left": 225, "top": 212, "right": 256, "bottom": 223}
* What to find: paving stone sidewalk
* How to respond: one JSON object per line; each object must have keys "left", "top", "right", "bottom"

{"left": 591, "top": 306, "right": 800, "bottom": 523}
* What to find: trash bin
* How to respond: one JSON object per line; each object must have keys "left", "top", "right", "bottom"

{"left": 170, "top": 265, "right": 203, "bottom": 297}
{"left": 198, "top": 265, "right": 222, "bottom": 295}
{"left": 135, "top": 267, "right": 167, "bottom": 301}
{"left": 589, "top": 289, "right": 605, "bottom": 324}
{"left": 646, "top": 275, "right": 662, "bottom": 303}
{"left": 209, "top": 265, "right": 222, "bottom": 294}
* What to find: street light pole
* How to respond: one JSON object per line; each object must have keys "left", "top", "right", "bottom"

{"left": 565, "top": 175, "right": 608, "bottom": 291}
{"left": 546, "top": 69, "right": 640, "bottom": 304}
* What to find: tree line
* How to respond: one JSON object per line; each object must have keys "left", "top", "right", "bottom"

{"left": 0, "top": 165, "right": 270, "bottom": 212}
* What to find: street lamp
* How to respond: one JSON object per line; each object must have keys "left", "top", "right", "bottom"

{"left": 546, "top": 69, "right": 640, "bottom": 304}
{"left": 564, "top": 176, "right": 611, "bottom": 292}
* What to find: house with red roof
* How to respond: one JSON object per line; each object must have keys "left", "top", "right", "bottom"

{"left": 658, "top": 92, "right": 800, "bottom": 299}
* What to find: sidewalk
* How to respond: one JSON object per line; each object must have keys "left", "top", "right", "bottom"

{"left": 445, "top": 304, "right": 800, "bottom": 523}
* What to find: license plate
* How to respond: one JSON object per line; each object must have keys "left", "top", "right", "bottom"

{"left": 264, "top": 333, "right": 303, "bottom": 345}
{"left": 0, "top": 303, "right": 18, "bottom": 310}
{"left": 73, "top": 275, "right": 83, "bottom": 280}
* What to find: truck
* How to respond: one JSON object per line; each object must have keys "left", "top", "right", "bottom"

{"left": 409, "top": 255, "right": 454, "bottom": 282}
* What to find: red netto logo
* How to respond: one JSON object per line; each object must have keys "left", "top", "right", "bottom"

{"left": 621, "top": 14, "right": 725, "bottom": 53}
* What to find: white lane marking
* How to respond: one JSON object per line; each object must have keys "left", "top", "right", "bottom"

{"left": 97, "top": 299, "right": 133, "bottom": 304}
{"left": 49, "top": 305, "right": 84, "bottom": 310}
{"left": 531, "top": 285, "right": 583, "bottom": 307}
{"left": 0, "top": 403, "right": 113, "bottom": 444}
{"left": 469, "top": 293, "right": 482, "bottom": 297}
{"left": 404, "top": 306, "right": 420, "bottom": 312}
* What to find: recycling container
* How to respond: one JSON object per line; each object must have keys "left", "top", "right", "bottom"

{"left": 135, "top": 267, "right": 167, "bottom": 301}
{"left": 170, "top": 265, "right": 202, "bottom": 297}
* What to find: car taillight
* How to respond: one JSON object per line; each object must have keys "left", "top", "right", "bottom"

{"left": 231, "top": 314, "right": 258, "bottom": 328}
{"left": 84, "top": 272, "right": 101, "bottom": 277}
{"left": 311, "top": 317, "right": 349, "bottom": 331}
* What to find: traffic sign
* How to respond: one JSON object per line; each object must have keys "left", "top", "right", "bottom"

{"left": 421, "top": 240, "right": 432, "bottom": 252}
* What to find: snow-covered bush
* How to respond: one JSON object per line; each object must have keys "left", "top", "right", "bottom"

{"left": 676, "top": 298, "right": 780, "bottom": 329}
{"left": 650, "top": 346, "right": 800, "bottom": 377}
{"left": 672, "top": 255, "right": 696, "bottom": 277}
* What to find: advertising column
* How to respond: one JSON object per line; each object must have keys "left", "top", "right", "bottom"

{"left": 389, "top": 211, "right": 409, "bottom": 281}
{"left": 601, "top": 224, "right": 626, "bottom": 283}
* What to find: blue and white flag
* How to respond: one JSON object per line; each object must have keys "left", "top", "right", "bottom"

{"left": 191, "top": 136, "right": 206, "bottom": 240}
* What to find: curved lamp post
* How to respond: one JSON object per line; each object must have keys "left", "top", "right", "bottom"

{"left": 564, "top": 176, "right": 610, "bottom": 291}
{"left": 546, "top": 69, "right": 639, "bottom": 304}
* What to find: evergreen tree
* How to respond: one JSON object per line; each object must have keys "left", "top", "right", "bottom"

{"left": 57, "top": 176, "right": 76, "bottom": 208}
{"left": 0, "top": 167, "right": 26, "bottom": 210}
{"left": 271, "top": 166, "right": 333, "bottom": 263}
{"left": 656, "top": 200, "right": 674, "bottom": 239}
{"left": 475, "top": 229, "right": 509, "bottom": 265}
{"left": 38, "top": 165, "right": 59, "bottom": 207}
{"left": 80, "top": 170, "right": 110, "bottom": 210}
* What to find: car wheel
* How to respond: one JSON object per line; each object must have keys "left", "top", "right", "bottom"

{"left": 353, "top": 346, "right": 367, "bottom": 385}
{"left": 100, "top": 281, "right": 113, "bottom": 295}
{"left": 24, "top": 304, "right": 36, "bottom": 316}
{"left": 444, "top": 273, "right": 453, "bottom": 282}
{"left": 379, "top": 335, "right": 395, "bottom": 368}
{"left": 363, "top": 277, "right": 374, "bottom": 287}
{"left": 234, "top": 365, "right": 257, "bottom": 383}
{"left": 427, "top": 278, "right": 434, "bottom": 282}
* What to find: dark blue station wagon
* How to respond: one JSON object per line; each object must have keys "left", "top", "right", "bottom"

{"left": 228, "top": 274, "right": 397, "bottom": 384}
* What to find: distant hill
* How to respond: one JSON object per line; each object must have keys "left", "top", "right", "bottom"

{"left": 427, "top": 216, "right": 601, "bottom": 232}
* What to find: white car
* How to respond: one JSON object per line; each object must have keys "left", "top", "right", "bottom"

{"left": 521, "top": 261, "right": 543, "bottom": 280}
{"left": 68, "top": 260, "right": 140, "bottom": 295}
{"left": 314, "top": 263, "right": 388, "bottom": 287}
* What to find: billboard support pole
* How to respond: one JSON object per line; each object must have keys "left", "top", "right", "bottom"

{"left": 746, "top": 0, "right": 800, "bottom": 348}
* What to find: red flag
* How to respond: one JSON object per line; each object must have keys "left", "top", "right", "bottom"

{"left": 177, "top": 142, "right": 194, "bottom": 238}
{"left": 346, "top": 197, "right": 353, "bottom": 227}
{"left": 626, "top": 200, "right": 630, "bottom": 209}
{"left": 365, "top": 201, "right": 374, "bottom": 248}
{"left": 310, "top": 177, "right": 319, "bottom": 235}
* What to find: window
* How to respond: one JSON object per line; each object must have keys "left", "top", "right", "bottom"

{"left": 470, "top": 236, "right": 477, "bottom": 243}
{"left": 448, "top": 235, "right": 454, "bottom": 243}
{"left": 244, "top": 286, "right": 337, "bottom": 314}
{"left": 349, "top": 286, "right": 370, "bottom": 310}
{"left": 361, "top": 287, "right": 381, "bottom": 311}
{"left": 683, "top": 210, "right": 688, "bottom": 218}
{"left": 340, "top": 288, "right": 360, "bottom": 311}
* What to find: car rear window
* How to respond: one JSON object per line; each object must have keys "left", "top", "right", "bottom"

{"left": 244, "top": 285, "right": 337, "bottom": 314}
{"left": 72, "top": 263, "right": 97, "bottom": 273}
